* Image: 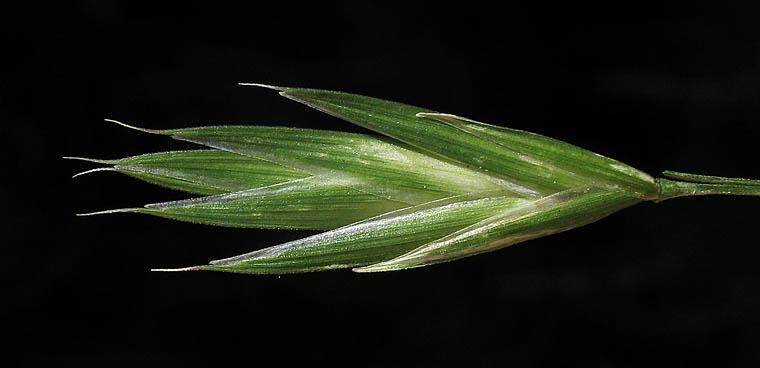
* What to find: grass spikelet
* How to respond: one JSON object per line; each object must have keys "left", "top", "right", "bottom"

{"left": 70, "top": 85, "right": 760, "bottom": 274}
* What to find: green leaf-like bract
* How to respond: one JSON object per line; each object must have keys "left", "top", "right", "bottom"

{"left": 97, "top": 149, "right": 307, "bottom": 195}
{"left": 200, "top": 194, "right": 527, "bottom": 273}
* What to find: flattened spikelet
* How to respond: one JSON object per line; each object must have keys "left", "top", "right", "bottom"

{"left": 70, "top": 86, "right": 760, "bottom": 274}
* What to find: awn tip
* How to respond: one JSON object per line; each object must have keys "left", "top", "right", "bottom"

{"left": 151, "top": 266, "right": 202, "bottom": 272}
{"left": 104, "top": 119, "right": 161, "bottom": 134}
{"left": 76, "top": 208, "right": 137, "bottom": 217}
{"left": 237, "top": 83, "right": 285, "bottom": 91}
{"left": 63, "top": 156, "right": 114, "bottom": 164}
{"left": 71, "top": 167, "right": 117, "bottom": 179}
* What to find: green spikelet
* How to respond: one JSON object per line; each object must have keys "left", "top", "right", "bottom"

{"left": 70, "top": 85, "right": 760, "bottom": 274}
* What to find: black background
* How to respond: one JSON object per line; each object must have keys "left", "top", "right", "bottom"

{"left": 6, "top": 1, "right": 760, "bottom": 366}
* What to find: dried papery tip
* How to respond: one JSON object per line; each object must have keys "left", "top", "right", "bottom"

{"left": 76, "top": 208, "right": 139, "bottom": 217}
{"left": 150, "top": 266, "right": 202, "bottom": 272}
{"left": 237, "top": 83, "right": 285, "bottom": 91}
{"left": 104, "top": 119, "right": 162, "bottom": 134}
{"left": 351, "top": 266, "right": 387, "bottom": 273}
{"left": 71, "top": 167, "right": 117, "bottom": 179}
{"left": 415, "top": 112, "right": 454, "bottom": 119}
